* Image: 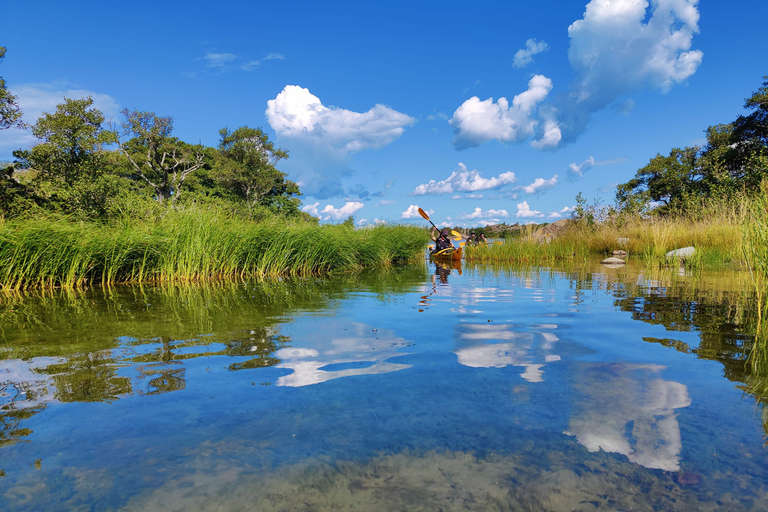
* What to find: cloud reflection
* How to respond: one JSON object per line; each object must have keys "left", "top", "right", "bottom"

{"left": 454, "top": 324, "right": 561, "bottom": 383}
{"left": 275, "top": 323, "right": 412, "bottom": 387}
{"left": 565, "top": 363, "right": 691, "bottom": 471}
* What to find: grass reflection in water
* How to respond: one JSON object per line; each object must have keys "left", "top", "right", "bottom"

{"left": 3, "top": 261, "right": 768, "bottom": 510}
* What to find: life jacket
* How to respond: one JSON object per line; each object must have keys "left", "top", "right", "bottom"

{"left": 435, "top": 235, "right": 452, "bottom": 250}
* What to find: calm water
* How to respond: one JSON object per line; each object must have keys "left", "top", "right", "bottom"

{"left": 2, "top": 260, "right": 768, "bottom": 511}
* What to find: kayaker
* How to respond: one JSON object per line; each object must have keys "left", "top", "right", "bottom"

{"left": 431, "top": 227, "right": 453, "bottom": 252}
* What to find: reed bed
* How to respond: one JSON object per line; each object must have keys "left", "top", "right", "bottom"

{"left": 466, "top": 200, "right": 749, "bottom": 270}
{"left": 0, "top": 207, "right": 427, "bottom": 290}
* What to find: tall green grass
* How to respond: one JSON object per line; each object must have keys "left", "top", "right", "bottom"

{"left": 466, "top": 198, "right": 749, "bottom": 270}
{"left": 0, "top": 207, "right": 428, "bottom": 290}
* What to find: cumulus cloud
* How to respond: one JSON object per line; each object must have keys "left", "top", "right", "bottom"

{"left": 449, "top": 75, "right": 554, "bottom": 150}
{"left": 516, "top": 201, "right": 544, "bottom": 218}
{"left": 0, "top": 84, "right": 120, "bottom": 158}
{"left": 458, "top": 207, "right": 510, "bottom": 220}
{"left": 554, "top": 0, "right": 703, "bottom": 144}
{"left": 522, "top": 175, "right": 558, "bottom": 194}
{"left": 513, "top": 38, "right": 550, "bottom": 68}
{"left": 412, "top": 162, "right": 516, "bottom": 196}
{"left": 302, "top": 201, "right": 364, "bottom": 221}
{"left": 401, "top": 205, "right": 432, "bottom": 219}
{"left": 266, "top": 85, "right": 415, "bottom": 199}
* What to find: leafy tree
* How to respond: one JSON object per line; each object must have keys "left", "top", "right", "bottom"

{"left": 0, "top": 46, "right": 24, "bottom": 130}
{"left": 216, "top": 126, "right": 302, "bottom": 216}
{"left": 13, "top": 97, "right": 118, "bottom": 186}
{"left": 117, "top": 109, "right": 205, "bottom": 204}
{"left": 0, "top": 163, "right": 38, "bottom": 216}
{"left": 615, "top": 147, "right": 701, "bottom": 215}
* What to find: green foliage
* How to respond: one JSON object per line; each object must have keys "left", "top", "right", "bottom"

{"left": 0, "top": 163, "right": 39, "bottom": 217}
{"left": 617, "top": 77, "right": 768, "bottom": 217}
{"left": 213, "top": 126, "right": 302, "bottom": 218}
{"left": 117, "top": 109, "right": 205, "bottom": 204}
{"left": 0, "top": 46, "right": 24, "bottom": 130}
{"left": 0, "top": 207, "right": 427, "bottom": 289}
{"left": 13, "top": 97, "right": 117, "bottom": 186}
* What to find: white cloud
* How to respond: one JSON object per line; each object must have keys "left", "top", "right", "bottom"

{"left": 458, "top": 207, "right": 509, "bottom": 220}
{"left": 516, "top": 201, "right": 544, "bottom": 218}
{"left": 267, "top": 85, "right": 415, "bottom": 154}
{"left": 569, "top": 156, "right": 596, "bottom": 179}
{"left": 266, "top": 85, "right": 415, "bottom": 199}
{"left": 553, "top": 0, "right": 703, "bottom": 144}
{"left": 375, "top": 199, "right": 394, "bottom": 206}
{"left": 0, "top": 84, "right": 120, "bottom": 158}
{"left": 401, "top": 205, "right": 432, "bottom": 219}
{"left": 321, "top": 201, "right": 365, "bottom": 221}
{"left": 513, "top": 38, "right": 550, "bottom": 68}
{"left": 449, "top": 75, "right": 554, "bottom": 150}
{"left": 302, "top": 201, "right": 364, "bottom": 221}
{"left": 301, "top": 202, "right": 320, "bottom": 217}
{"left": 568, "top": 156, "right": 628, "bottom": 179}
{"left": 412, "top": 162, "right": 517, "bottom": 195}
{"left": 530, "top": 118, "right": 562, "bottom": 149}
{"left": 547, "top": 205, "right": 574, "bottom": 219}
{"left": 522, "top": 175, "right": 558, "bottom": 194}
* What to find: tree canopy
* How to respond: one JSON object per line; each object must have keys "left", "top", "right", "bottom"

{"left": 2, "top": 87, "right": 311, "bottom": 223}
{"left": 0, "top": 46, "right": 24, "bottom": 130}
{"left": 616, "top": 77, "right": 768, "bottom": 215}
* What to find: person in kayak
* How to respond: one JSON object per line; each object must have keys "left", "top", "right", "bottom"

{"left": 431, "top": 227, "right": 453, "bottom": 252}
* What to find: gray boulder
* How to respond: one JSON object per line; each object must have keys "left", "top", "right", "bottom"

{"left": 601, "top": 257, "right": 626, "bottom": 265}
{"left": 666, "top": 247, "right": 695, "bottom": 260}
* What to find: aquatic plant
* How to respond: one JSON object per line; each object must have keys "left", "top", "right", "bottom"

{"left": 0, "top": 206, "right": 428, "bottom": 290}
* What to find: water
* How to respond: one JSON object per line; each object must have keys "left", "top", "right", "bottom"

{"left": 2, "top": 261, "right": 768, "bottom": 511}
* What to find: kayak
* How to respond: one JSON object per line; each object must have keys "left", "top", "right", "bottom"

{"left": 430, "top": 246, "right": 462, "bottom": 262}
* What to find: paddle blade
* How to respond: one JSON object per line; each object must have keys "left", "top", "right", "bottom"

{"left": 417, "top": 207, "right": 430, "bottom": 220}
{"left": 451, "top": 230, "right": 463, "bottom": 238}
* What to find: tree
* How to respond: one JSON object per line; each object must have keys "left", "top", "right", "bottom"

{"left": 615, "top": 147, "right": 701, "bottom": 214}
{"left": 13, "top": 97, "right": 118, "bottom": 186}
{"left": 216, "top": 126, "right": 302, "bottom": 216}
{"left": 117, "top": 109, "right": 205, "bottom": 204}
{"left": 0, "top": 46, "right": 24, "bottom": 130}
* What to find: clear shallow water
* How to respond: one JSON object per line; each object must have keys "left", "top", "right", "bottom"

{"left": 1, "top": 261, "right": 768, "bottom": 511}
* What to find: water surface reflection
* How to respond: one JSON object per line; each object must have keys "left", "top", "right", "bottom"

{"left": 2, "top": 261, "right": 768, "bottom": 511}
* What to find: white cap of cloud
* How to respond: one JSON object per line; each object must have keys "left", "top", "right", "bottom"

{"left": 567, "top": 0, "right": 703, "bottom": 101}
{"left": 412, "top": 163, "right": 517, "bottom": 195}
{"left": 449, "top": 75, "right": 554, "bottom": 149}
{"left": 266, "top": 85, "right": 415, "bottom": 154}
{"left": 516, "top": 201, "right": 544, "bottom": 218}
{"left": 522, "top": 175, "right": 558, "bottom": 195}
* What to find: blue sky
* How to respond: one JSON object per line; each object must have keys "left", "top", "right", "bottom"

{"left": 1, "top": 0, "right": 766, "bottom": 227}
